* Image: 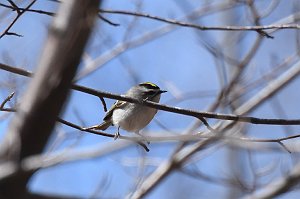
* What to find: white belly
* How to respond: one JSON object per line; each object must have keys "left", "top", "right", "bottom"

{"left": 112, "top": 104, "right": 157, "bottom": 132}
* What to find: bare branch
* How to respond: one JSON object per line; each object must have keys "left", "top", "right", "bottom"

{"left": 1, "top": 3, "right": 298, "bottom": 37}
{"left": 57, "top": 118, "right": 149, "bottom": 152}
{"left": 99, "top": 9, "right": 300, "bottom": 36}
{"left": 98, "top": 13, "right": 120, "bottom": 26}
{"left": 0, "top": 103, "right": 150, "bottom": 152}
{"left": 243, "top": 162, "right": 300, "bottom": 199}
{"left": 129, "top": 54, "right": 300, "bottom": 198}
{"left": 0, "top": 63, "right": 32, "bottom": 77}
{"left": 1, "top": 106, "right": 299, "bottom": 153}
{"left": 99, "top": 96, "right": 107, "bottom": 112}
{"left": 0, "top": 0, "right": 37, "bottom": 39}
{"left": 2, "top": 63, "right": 300, "bottom": 126}
{"left": 0, "top": 92, "right": 14, "bottom": 110}
{"left": 0, "top": 2, "right": 55, "bottom": 16}
{"left": 1, "top": 1, "right": 300, "bottom": 197}
{"left": 0, "top": 0, "right": 100, "bottom": 198}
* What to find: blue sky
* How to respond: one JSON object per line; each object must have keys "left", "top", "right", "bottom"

{"left": 1, "top": 0, "right": 300, "bottom": 198}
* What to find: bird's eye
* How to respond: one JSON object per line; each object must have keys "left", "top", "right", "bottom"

{"left": 146, "top": 90, "right": 156, "bottom": 95}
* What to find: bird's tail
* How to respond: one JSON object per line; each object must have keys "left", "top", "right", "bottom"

{"left": 83, "top": 121, "right": 112, "bottom": 131}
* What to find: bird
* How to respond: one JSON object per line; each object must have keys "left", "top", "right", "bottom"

{"left": 85, "top": 82, "right": 167, "bottom": 140}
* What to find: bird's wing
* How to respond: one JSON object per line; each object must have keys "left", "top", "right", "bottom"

{"left": 103, "top": 100, "right": 127, "bottom": 121}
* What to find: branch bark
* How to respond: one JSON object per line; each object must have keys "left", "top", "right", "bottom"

{"left": 2, "top": 62, "right": 300, "bottom": 126}
{"left": 0, "top": 0, "right": 100, "bottom": 198}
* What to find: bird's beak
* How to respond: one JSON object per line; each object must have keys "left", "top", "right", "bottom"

{"left": 159, "top": 90, "right": 167, "bottom": 94}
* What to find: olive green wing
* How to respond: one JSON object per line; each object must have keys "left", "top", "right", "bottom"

{"left": 103, "top": 100, "right": 127, "bottom": 121}
{"left": 83, "top": 100, "right": 127, "bottom": 131}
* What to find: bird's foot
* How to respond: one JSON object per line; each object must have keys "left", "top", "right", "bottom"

{"left": 82, "top": 125, "right": 99, "bottom": 131}
{"left": 114, "top": 131, "right": 120, "bottom": 140}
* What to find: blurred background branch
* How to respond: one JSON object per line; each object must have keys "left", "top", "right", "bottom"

{"left": 0, "top": 0, "right": 100, "bottom": 198}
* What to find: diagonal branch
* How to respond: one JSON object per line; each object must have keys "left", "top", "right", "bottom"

{"left": 243, "top": 162, "right": 300, "bottom": 199}
{"left": 0, "top": 0, "right": 100, "bottom": 198}
{"left": 0, "top": 0, "right": 37, "bottom": 39}
{"left": 0, "top": 92, "right": 14, "bottom": 110}
{"left": 129, "top": 55, "right": 300, "bottom": 199}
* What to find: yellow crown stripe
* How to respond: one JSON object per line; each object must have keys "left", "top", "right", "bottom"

{"left": 139, "top": 82, "right": 159, "bottom": 89}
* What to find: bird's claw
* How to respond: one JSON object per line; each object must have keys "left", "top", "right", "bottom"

{"left": 114, "top": 130, "right": 120, "bottom": 140}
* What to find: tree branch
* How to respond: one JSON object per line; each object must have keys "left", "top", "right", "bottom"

{"left": 243, "top": 162, "right": 300, "bottom": 199}
{"left": 0, "top": 92, "right": 14, "bottom": 110}
{"left": 1, "top": 3, "right": 299, "bottom": 36}
{"left": 2, "top": 63, "right": 300, "bottom": 126}
{"left": 99, "top": 9, "right": 300, "bottom": 37}
{"left": 0, "top": 0, "right": 100, "bottom": 198}
{"left": 0, "top": 0, "right": 37, "bottom": 39}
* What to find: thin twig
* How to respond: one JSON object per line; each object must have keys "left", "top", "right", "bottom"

{"left": 277, "top": 142, "right": 291, "bottom": 153}
{"left": 57, "top": 118, "right": 149, "bottom": 152}
{"left": 99, "top": 96, "right": 107, "bottom": 112}
{"left": 0, "top": 106, "right": 149, "bottom": 152}
{"left": 0, "top": 92, "right": 15, "bottom": 109}
{"left": 0, "top": 3, "right": 54, "bottom": 16}
{"left": 98, "top": 14, "right": 120, "bottom": 26}
{"left": 247, "top": 0, "right": 274, "bottom": 39}
{"left": 99, "top": 9, "right": 300, "bottom": 35}
{"left": 0, "top": 3, "right": 299, "bottom": 35}
{"left": 7, "top": 0, "right": 19, "bottom": 13}
{"left": 198, "top": 117, "right": 214, "bottom": 131}
{"left": 0, "top": 0, "right": 37, "bottom": 39}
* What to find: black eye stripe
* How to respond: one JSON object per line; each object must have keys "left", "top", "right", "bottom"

{"left": 145, "top": 90, "right": 157, "bottom": 95}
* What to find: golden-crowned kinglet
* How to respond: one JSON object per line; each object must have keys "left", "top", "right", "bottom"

{"left": 86, "top": 82, "right": 166, "bottom": 139}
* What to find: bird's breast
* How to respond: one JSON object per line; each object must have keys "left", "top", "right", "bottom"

{"left": 112, "top": 104, "right": 157, "bottom": 132}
